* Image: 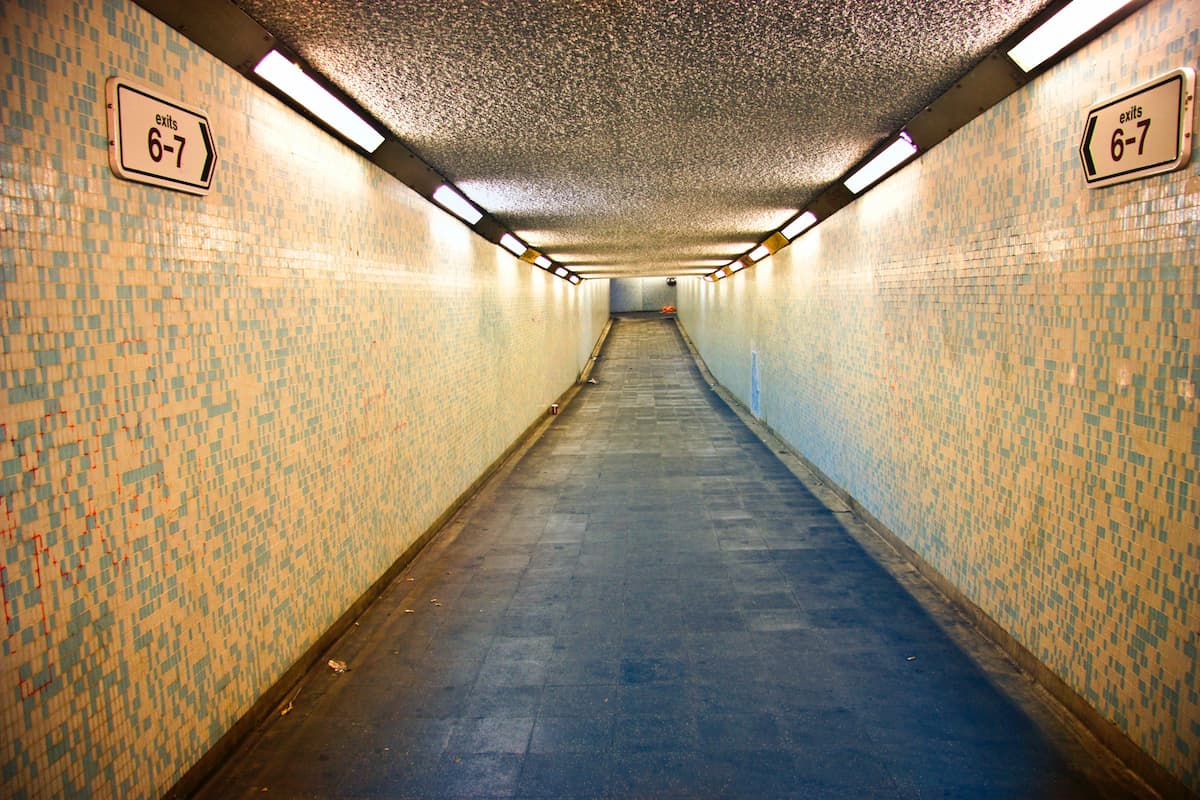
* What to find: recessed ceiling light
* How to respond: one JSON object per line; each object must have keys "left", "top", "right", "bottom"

{"left": 844, "top": 133, "right": 918, "bottom": 194}
{"left": 1007, "top": 0, "right": 1133, "bottom": 72}
{"left": 499, "top": 233, "right": 526, "bottom": 256}
{"left": 432, "top": 185, "right": 484, "bottom": 225}
{"left": 554, "top": 267, "right": 568, "bottom": 278}
{"left": 781, "top": 211, "right": 817, "bottom": 240}
{"left": 253, "top": 50, "right": 384, "bottom": 153}
{"left": 568, "top": 275, "right": 582, "bottom": 285}
{"left": 534, "top": 255, "right": 552, "bottom": 268}
{"left": 748, "top": 246, "right": 769, "bottom": 262}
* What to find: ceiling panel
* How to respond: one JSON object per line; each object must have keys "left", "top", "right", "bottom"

{"left": 231, "top": 0, "right": 1052, "bottom": 277}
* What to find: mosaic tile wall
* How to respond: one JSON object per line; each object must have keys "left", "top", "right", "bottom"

{"left": 680, "top": 0, "right": 1199, "bottom": 790}
{"left": 0, "top": 1, "right": 609, "bottom": 797}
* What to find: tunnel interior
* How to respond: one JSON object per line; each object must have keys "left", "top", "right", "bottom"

{"left": 0, "top": 1, "right": 1196, "bottom": 798}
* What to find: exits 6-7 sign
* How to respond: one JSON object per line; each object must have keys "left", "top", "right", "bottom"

{"left": 1079, "top": 68, "right": 1195, "bottom": 189}
{"left": 105, "top": 78, "right": 218, "bottom": 195}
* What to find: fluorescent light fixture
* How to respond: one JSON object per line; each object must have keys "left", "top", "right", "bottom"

{"left": 554, "top": 267, "right": 568, "bottom": 278}
{"left": 499, "top": 233, "right": 526, "bottom": 257}
{"left": 748, "top": 246, "right": 769, "bottom": 262}
{"left": 432, "top": 185, "right": 484, "bottom": 225}
{"left": 729, "top": 260, "right": 746, "bottom": 273}
{"left": 568, "top": 275, "right": 582, "bottom": 285}
{"left": 253, "top": 50, "right": 385, "bottom": 153}
{"left": 844, "top": 132, "right": 918, "bottom": 194}
{"left": 1007, "top": 0, "right": 1132, "bottom": 72}
{"left": 781, "top": 211, "right": 817, "bottom": 239}
{"left": 534, "top": 255, "right": 552, "bottom": 268}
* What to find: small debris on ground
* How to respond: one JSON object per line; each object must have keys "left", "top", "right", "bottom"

{"left": 906, "top": 656, "right": 917, "bottom": 661}
{"left": 280, "top": 685, "right": 303, "bottom": 716}
{"left": 404, "top": 609, "right": 416, "bottom": 614}
{"left": 587, "top": 378, "right": 598, "bottom": 384}
{"left": 327, "top": 659, "right": 348, "bottom": 673}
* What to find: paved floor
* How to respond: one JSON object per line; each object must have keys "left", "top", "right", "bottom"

{"left": 200, "top": 314, "right": 1138, "bottom": 799}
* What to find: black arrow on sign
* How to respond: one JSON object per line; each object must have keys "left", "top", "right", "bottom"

{"left": 199, "top": 121, "right": 216, "bottom": 185}
{"left": 1079, "top": 115, "right": 1098, "bottom": 177}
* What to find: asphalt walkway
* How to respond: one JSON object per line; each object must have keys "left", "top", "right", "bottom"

{"left": 199, "top": 313, "right": 1136, "bottom": 799}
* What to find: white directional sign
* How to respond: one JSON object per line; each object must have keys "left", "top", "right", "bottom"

{"left": 105, "top": 78, "right": 218, "bottom": 195}
{"left": 1079, "top": 68, "right": 1194, "bottom": 189}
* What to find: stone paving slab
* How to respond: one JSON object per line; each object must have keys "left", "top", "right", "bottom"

{"left": 198, "top": 313, "right": 1143, "bottom": 799}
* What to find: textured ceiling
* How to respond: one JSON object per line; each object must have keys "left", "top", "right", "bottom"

{"left": 233, "top": 0, "right": 1051, "bottom": 278}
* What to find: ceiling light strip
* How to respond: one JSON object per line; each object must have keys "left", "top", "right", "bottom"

{"left": 780, "top": 211, "right": 818, "bottom": 240}
{"left": 499, "top": 233, "right": 527, "bottom": 257}
{"left": 844, "top": 133, "right": 918, "bottom": 194}
{"left": 253, "top": 50, "right": 385, "bottom": 153}
{"left": 432, "top": 185, "right": 484, "bottom": 225}
{"left": 1007, "top": 0, "right": 1135, "bottom": 72}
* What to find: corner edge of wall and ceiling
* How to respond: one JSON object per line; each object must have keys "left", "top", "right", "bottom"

{"left": 130, "top": 0, "right": 590, "bottom": 289}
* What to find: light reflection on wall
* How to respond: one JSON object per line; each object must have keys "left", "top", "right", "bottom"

{"left": 495, "top": 247, "right": 521, "bottom": 292}
{"left": 428, "top": 208, "right": 477, "bottom": 271}
{"left": 783, "top": 225, "right": 822, "bottom": 295}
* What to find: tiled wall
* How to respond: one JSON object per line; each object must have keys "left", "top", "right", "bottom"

{"left": 610, "top": 277, "right": 677, "bottom": 313}
{"left": 680, "top": 1, "right": 1198, "bottom": 790}
{"left": 0, "top": 1, "right": 609, "bottom": 797}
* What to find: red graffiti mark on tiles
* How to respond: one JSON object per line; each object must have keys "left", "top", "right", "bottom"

{"left": 19, "top": 663, "right": 54, "bottom": 698}
{"left": 0, "top": 494, "right": 16, "bottom": 543}
{"left": 0, "top": 358, "right": 171, "bottom": 711}
{"left": 29, "top": 535, "right": 52, "bottom": 636}
{"left": 0, "top": 400, "right": 149, "bottom": 659}
{"left": 0, "top": 564, "right": 12, "bottom": 627}
{"left": 338, "top": 332, "right": 410, "bottom": 460}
